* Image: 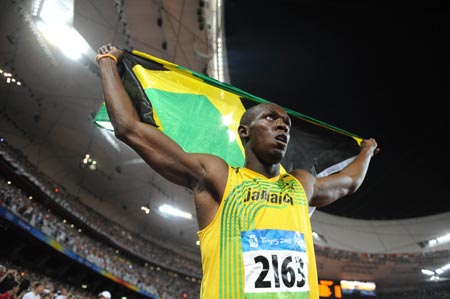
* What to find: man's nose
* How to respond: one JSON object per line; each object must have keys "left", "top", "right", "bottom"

{"left": 276, "top": 119, "right": 289, "bottom": 132}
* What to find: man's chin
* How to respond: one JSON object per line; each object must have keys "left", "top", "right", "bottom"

{"left": 269, "top": 149, "right": 286, "bottom": 163}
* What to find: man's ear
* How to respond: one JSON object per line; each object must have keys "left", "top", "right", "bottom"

{"left": 238, "top": 125, "right": 249, "bottom": 139}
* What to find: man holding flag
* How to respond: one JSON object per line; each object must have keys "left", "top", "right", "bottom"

{"left": 96, "top": 43, "right": 378, "bottom": 299}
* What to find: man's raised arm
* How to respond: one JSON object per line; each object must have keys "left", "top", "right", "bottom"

{"left": 293, "top": 138, "right": 379, "bottom": 207}
{"left": 96, "top": 44, "right": 225, "bottom": 190}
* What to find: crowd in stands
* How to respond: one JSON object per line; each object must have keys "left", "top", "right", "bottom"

{"left": 1, "top": 259, "right": 92, "bottom": 299}
{"left": 0, "top": 142, "right": 201, "bottom": 278}
{"left": 0, "top": 177, "right": 199, "bottom": 299}
{"left": 0, "top": 141, "right": 201, "bottom": 299}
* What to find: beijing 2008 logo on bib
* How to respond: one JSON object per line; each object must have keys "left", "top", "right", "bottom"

{"left": 241, "top": 229, "right": 309, "bottom": 299}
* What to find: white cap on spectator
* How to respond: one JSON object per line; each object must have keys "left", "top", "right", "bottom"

{"left": 98, "top": 291, "right": 111, "bottom": 299}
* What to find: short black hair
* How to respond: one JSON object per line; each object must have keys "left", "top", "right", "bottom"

{"left": 240, "top": 104, "right": 262, "bottom": 127}
{"left": 33, "top": 281, "right": 44, "bottom": 288}
{"left": 239, "top": 103, "right": 284, "bottom": 127}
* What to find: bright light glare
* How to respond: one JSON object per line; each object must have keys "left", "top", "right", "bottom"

{"left": 227, "top": 130, "right": 236, "bottom": 142}
{"left": 141, "top": 206, "right": 150, "bottom": 214}
{"left": 159, "top": 204, "right": 192, "bottom": 219}
{"left": 421, "top": 269, "right": 434, "bottom": 276}
{"left": 60, "top": 29, "right": 90, "bottom": 59}
{"left": 426, "top": 233, "right": 450, "bottom": 248}
{"left": 36, "top": 21, "right": 90, "bottom": 59}
{"left": 222, "top": 114, "right": 232, "bottom": 126}
{"left": 437, "top": 233, "right": 450, "bottom": 243}
{"left": 435, "top": 262, "right": 450, "bottom": 275}
{"left": 430, "top": 275, "right": 440, "bottom": 281}
{"left": 40, "top": 0, "right": 73, "bottom": 26}
{"left": 35, "top": 0, "right": 91, "bottom": 60}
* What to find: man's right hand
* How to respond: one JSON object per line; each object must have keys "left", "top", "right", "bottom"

{"left": 97, "top": 43, "right": 124, "bottom": 63}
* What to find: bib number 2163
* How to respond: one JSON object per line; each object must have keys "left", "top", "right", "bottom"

{"left": 254, "top": 253, "right": 306, "bottom": 288}
{"left": 241, "top": 230, "right": 310, "bottom": 295}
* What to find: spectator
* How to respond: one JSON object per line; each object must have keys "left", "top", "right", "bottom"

{"left": 0, "top": 270, "right": 20, "bottom": 294}
{"left": 0, "top": 280, "right": 19, "bottom": 299}
{"left": 22, "top": 282, "right": 44, "bottom": 299}
{"left": 97, "top": 291, "right": 110, "bottom": 299}
{"left": 54, "top": 288, "right": 67, "bottom": 299}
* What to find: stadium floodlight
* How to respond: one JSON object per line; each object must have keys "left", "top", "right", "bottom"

{"left": 159, "top": 204, "right": 192, "bottom": 220}
{"left": 312, "top": 231, "right": 328, "bottom": 244}
{"left": 435, "top": 262, "right": 450, "bottom": 275}
{"left": 421, "top": 269, "right": 435, "bottom": 276}
{"left": 418, "top": 233, "right": 450, "bottom": 249}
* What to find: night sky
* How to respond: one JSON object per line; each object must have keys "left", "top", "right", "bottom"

{"left": 224, "top": 0, "right": 449, "bottom": 219}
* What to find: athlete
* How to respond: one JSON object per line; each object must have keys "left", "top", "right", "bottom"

{"left": 96, "top": 44, "right": 379, "bottom": 298}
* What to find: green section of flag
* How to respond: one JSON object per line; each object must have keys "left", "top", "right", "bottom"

{"left": 146, "top": 88, "right": 245, "bottom": 167}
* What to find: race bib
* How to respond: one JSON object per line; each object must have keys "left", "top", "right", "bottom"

{"left": 242, "top": 229, "right": 309, "bottom": 299}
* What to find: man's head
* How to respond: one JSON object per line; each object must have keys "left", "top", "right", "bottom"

{"left": 33, "top": 282, "right": 45, "bottom": 294}
{"left": 238, "top": 103, "right": 291, "bottom": 164}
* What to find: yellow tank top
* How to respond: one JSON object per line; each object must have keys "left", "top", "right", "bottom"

{"left": 197, "top": 166, "right": 319, "bottom": 299}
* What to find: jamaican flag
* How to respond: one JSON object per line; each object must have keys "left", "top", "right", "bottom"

{"left": 95, "top": 49, "right": 362, "bottom": 179}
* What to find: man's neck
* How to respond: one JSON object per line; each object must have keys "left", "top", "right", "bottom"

{"left": 244, "top": 161, "right": 280, "bottom": 178}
